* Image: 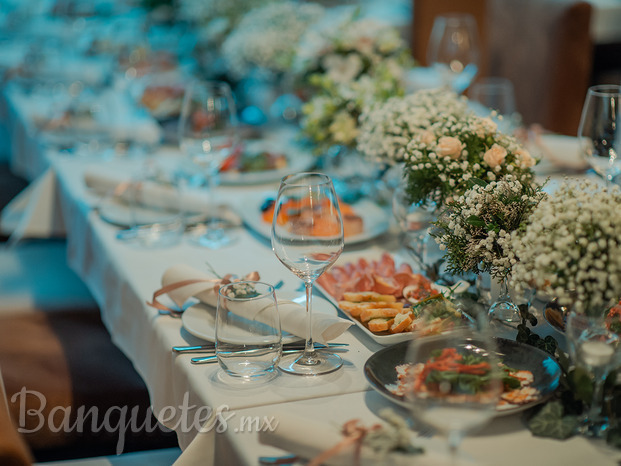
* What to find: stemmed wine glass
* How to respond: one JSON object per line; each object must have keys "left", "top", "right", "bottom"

{"left": 566, "top": 311, "right": 621, "bottom": 437}
{"left": 404, "top": 320, "right": 502, "bottom": 463}
{"left": 178, "top": 79, "right": 240, "bottom": 248}
{"left": 578, "top": 84, "right": 621, "bottom": 185}
{"left": 271, "top": 173, "right": 344, "bottom": 375}
{"left": 427, "top": 13, "right": 481, "bottom": 94}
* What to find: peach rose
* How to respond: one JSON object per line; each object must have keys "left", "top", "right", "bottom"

{"left": 418, "top": 130, "right": 435, "bottom": 145}
{"left": 515, "top": 148, "right": 536, "bottom": 168}
{"left": 483, "top": 144, "right": 507, "bottom": 168}
{"left": 436, "top": 136, "right": 464, "bottom": 159}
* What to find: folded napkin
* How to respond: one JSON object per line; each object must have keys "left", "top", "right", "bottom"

{"left": 258, "top": 411, "right": 473, "bottom": 466}
{"left": 158, "top": 264, "right": 353, "bottom": 344}
{"left": 85, "top": 168, "right": 241, "bottom": 227}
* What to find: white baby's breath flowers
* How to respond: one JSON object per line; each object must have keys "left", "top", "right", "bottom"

{"left": 222, "top": 1, "right": 325, "bottom": 79}
{"left": 510, "top": 180, "right": 621, "bottom": 317}
{"left": 176, "top": 0, "right": 272, "bottom": 44}
{"left": 433, "top": 176, "right": 546, "bottom": 280}
{"left": 357, "top": 88, "right": 470, "bottom": 164}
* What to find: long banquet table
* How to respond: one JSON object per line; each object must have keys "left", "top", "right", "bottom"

{"left": 3, "top": 85, "right": 621, "bottom": 465}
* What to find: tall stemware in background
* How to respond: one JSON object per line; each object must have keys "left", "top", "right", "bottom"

{"left": 405, "top": 321, "right": 502, "bottom": 462}
{"left": 271, "top": 173, "right": 344, "bottom": 375}
{"left": 427, "top": 13, "right": 480, "bottom": 94}
{"left": 566, "top": 312, "right": 621, "bottom": 437}
{"left": 178, "top": 79, "right": 240, "bottom": 248}
{"left": 392, "top": 183, "right": 436, "bottom": 270}
{"left": 469, "top": 77, "right": 519, "bottom": 134}
{"left": 578, "top": 84, "right": 621, "bottom": 185}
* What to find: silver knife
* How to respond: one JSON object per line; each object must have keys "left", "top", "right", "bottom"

{"left": 173, "top": 342, "right": 348, "bottom": 353}
{"left": 191, "top": 349, "right": 307, "bottom": 365}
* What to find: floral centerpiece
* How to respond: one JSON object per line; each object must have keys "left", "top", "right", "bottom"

{"left": 221, "top": 1, "right": 325, "bottom": 80}
{"left": 176, "top": 0, "right": 273, "bottom": 47}
{"left": 297, "top": 11, "right": 414, "bottom": 153}
{"left": 510, "top": 180, "right": 621, "bottom": 316}
{"left": 402, "top": 112, "right": 538, "bottom": 208}
{"left": 433, "top": 175, "right": 546, "bottom": 280}
{"left": 357, "top": 88, "right": 470, "bottom": 165}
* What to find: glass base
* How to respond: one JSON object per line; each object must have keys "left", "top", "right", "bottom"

{"left": 577, "top": 416, "right": 610, "bottom": 438}
{"left": 217, "top": 367, "right": 278, "bottom": 386}
{"left": 488, "top": 298, "right": 520, "bottom": 323}
{"left": 188, "top": 229, "right": 237, "bottom": 249}
{"left": 278, "top": 351, "right": 343, "bottom": 376}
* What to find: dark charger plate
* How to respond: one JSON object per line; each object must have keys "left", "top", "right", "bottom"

{"left": 364, "top": 337, "right": 561, "bottom": 416}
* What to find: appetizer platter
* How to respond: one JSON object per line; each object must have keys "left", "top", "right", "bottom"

{"left": 364, "top": 338, "right": 561, "bottom": 415}
{"left": 315, "top": 250, "right": 465, "bottom": 344}
{"left": 242, "top": 194, "right": 389, "bottom": 246}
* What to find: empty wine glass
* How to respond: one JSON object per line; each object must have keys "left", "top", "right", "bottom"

{"left": 469, "top": 77, "right": 519, "bottom": 134}
{"left": 178, "top": 79, "right": 240, "bottom": 248}
{"left": 271, "top": 173, "right": 344, "bottom": 375}
{"left": 404, "top": 322, "right": 502, "bottom": 462}
{"left": 427, "top": 13, "right": 481, "bottom": 94}
{"left": 578, "top": 84, "right": 621, "bottom": 185}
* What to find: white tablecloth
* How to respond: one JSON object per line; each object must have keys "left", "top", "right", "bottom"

{"left": 3, "top": 78, "right": 621, "bottom": 466}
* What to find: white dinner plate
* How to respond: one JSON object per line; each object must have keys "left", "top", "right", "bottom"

{"left": 96, "top": 197, "right": 206, "bottom": 228}
{"left": 241, "top": 193, "right": 390, "bottom": 246}
{"left": 181, "top": 291, "right": 337, "bottom": 343}
{"left": 218, "top": 140, "right": 316, "bottom": 186}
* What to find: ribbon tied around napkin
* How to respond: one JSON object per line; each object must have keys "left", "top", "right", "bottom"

{"left": 147, "top": 264, "right": 352, "bottom": 344}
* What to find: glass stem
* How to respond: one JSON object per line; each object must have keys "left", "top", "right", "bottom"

{"left": 448, "top": 430, "right": 461, "bottom": 466}
{"left": 498, "top": 276, "right": 510, "bottom": 302}
{"left": 586, "top": 377, "right": 606, "bottom": 424}
{"left": 292, "top": 280, "right": 318, "bottom": 366}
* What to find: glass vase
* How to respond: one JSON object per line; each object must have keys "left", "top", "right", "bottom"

{"left": 321, "top": 145, "right": 380, "bottom": 203}
{"left": 566, "top": 312, "right": 621, "bottom": 437}
{"left": 487, "top": 275, "right": 520, "bottom": 323}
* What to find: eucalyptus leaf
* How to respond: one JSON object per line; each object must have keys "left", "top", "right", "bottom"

{"left": 466, "top": 215, "right": 485, "bottom": 227}
{"left": 527, "top": 401, "right": 579, "bottom": 439}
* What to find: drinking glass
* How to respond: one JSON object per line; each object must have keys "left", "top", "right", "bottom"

{"left": 392, "top": 183, "right": 436, "bottom": 269}
{"left": 178, "top": 79, "right": 240, "bottom": 248}
{"left": 271, "top": 173, "right": 344, "bottom": 375}
{"left": 123, "top": 158, "right": 184, "bottom": 248}
{"left": 215, "top": 281, "right": 282, "bottom": 381}
{"left": 469, "top": 77, "right": 519, "bottom": 133}
{"left": 577, "top": 84, "right": 621, "bottom": 185}
{"left": 566, "top": 312, "right": 621, "bottom": 437}
{"left": 404, "top": 322, "right": 502, "bottom": 462}
{"left": 427, "top": 13, "right": 480, "bottom": 94}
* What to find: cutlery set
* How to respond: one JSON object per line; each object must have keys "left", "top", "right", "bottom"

{"left": 172, "top": 342, "right": 349, "bottom": 365}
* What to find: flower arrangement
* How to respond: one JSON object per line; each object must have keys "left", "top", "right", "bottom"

{"left": 298, "top": 11, "right": 413, "bottom": 153}
{"left": 176, "top": 0, "right": 272, "bottom": 45}
{"left": 510, "top": 180, "right": 621, "bottom": 316}
{"left": 357, "top": 88, "right": 470, "bottom": 165}
{"left": 221, "top": 1, "right": 325, "bottom": 79}
{"left": 433, "top": 176, "right": 546, "bottom": 280}
{"left": 402, "top": 112, "right": 538, "bottom": 207}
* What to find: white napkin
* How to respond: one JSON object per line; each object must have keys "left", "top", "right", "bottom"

{"left": 85, "top": 167, "right": 237, "bottom": 217}
{"left": 161, "top": 264, "right": 352, "bottom": 344}
{"left": 258, "top": 412, "right": 475, "bottom": 466}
